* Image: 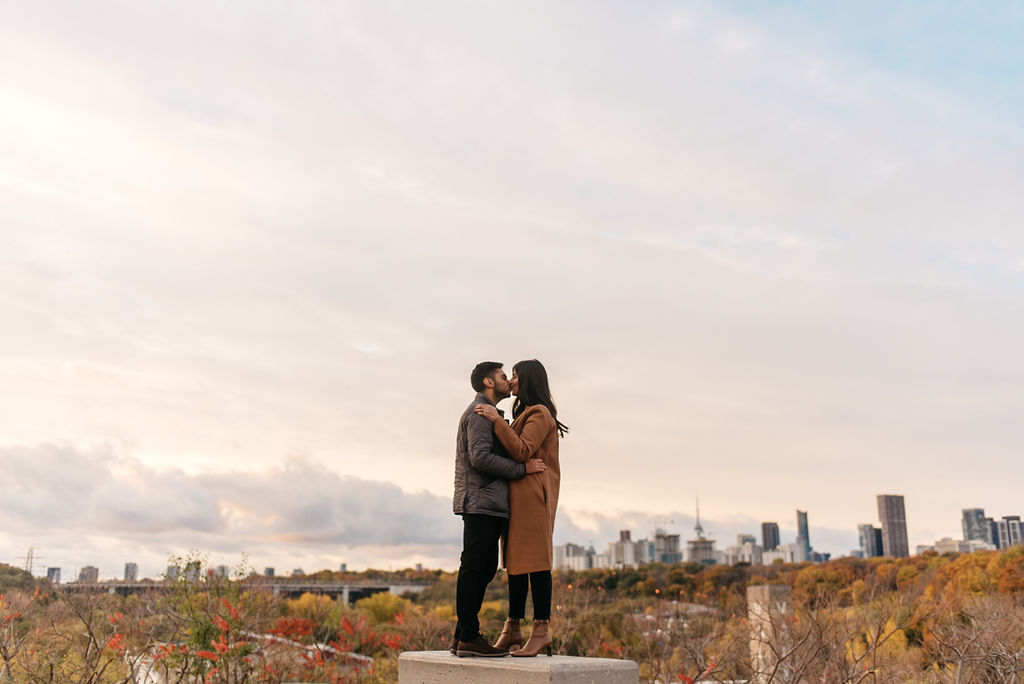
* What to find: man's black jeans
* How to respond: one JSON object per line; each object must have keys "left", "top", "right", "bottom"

{"left": 454, "top": 513, "right": 505, "bottom": 641}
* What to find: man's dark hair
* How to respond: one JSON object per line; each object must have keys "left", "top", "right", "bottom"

{"left": 471, "top": 361, "right": 504, "bottom": 392}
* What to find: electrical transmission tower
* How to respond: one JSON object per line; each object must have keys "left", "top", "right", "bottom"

{"left": 18, "top": 547, "right": 44, "bottom": 575}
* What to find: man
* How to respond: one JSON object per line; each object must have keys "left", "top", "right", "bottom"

{"left": 452, "top": 361, "right": 546, "bottom": 657}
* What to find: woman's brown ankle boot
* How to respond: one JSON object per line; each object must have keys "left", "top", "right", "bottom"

{"left": 512, "top": 619, "right": 552, "bottom": 657}
{"left": 493, "top": 617, "right": 524, "bottom": 651}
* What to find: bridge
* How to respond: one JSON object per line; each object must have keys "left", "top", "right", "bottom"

{"left": 60, "top": 579, "right": 432, "bottom": 604}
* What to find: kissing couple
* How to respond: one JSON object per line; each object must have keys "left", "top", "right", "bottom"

{"left": 451, "top": 359, "right": 569, "bottom": 657}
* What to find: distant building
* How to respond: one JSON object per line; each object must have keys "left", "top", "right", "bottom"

{"left": 579, "top": 545, "right": 598, "bottom": 570}
{"left": 184, "top": 561, "right": 201, "bottom": 581}
{"left": 858, "top": 524, "right": 884, "bottom": 558}
{"left": 723, "top": 545, "right": 741, "bottom": 565}
{"left": 415, "top": 563, "right": 423, "bottom": 572}
{"left": 962, "top": 509, "right": 988, "bottom": 542}
{"left": 877, "top": 494, "right": 909, "bottom": 558}
{"left": 264, "top": 567, "right": 275, "bottom": 578}
{"left": 985, "top": 517, "right": 1001, "bottom": 548}
{"left": 555, "top": 542, "right": 612, "bottom": 571}
{"left": 79, "top": 566, "right": 99, "bottom": 583}
{"left": 608, "top": 531, "right": 641, "bottom": 568}
{"left": 652, "top": 529, "right": 683, "bottom": 564}
{"left": 557, "top": 542, "right": 592, "bottom": 570}
{"left": 934, "top": 537, "right": 969, "bottom": 554}
{"left": 761, "top": 522, "right": 780, "bottom": 551}
{"left": 965, "top": 539, "right": 996, "bottom": 552}
{"left": 934, "top": 535, "right": 995, "bottom": 555}
{"left": 46, "top": 567, "right": 61, "bottom": 584}
{"left": 291, "top": 568, "right": 305, "bottom": 577}
{"left": 124, "top": 563, "right": 138, "bottom": 582}
{"left": 684, "top": 499, "right": 716, "bottom": 565}
{"left": 961, "top": 509, "right": 1000, "bottom": 547}
{"left": 636, "top": 538, "right": 655, "bottom": 565}
{"left": 997, "top": 516, "right": 1024, "bottom": 549}
{"left": 795, "top": 510, "right": 811, "bottom": 563}
{"left": 214, "top": 565, "right": 229, "bottom": 578}
{"left": 686, "top": 536, "right": 717, "bottom": 565}
{"left": 763, "top": 544, "right": 797, "bottom": 564}
{"left": 686, "top": 500, "right": 718, "bottom": 565}
{"left": 339, "top": 563, "right": 347, "bottom": 572}
{"left": 724, "top": 536, "right": 763, "bottom": 566}
{"left": 166, "top": 566, "right": 180, "bottom": 581}
{"left": 554, "top": 543, "right": 570, "bottom": 569}
{"left": 686, "top": 530, "right": 717, "bottom": 565}
{"left": 606, "top": 529, "right": 664, "bottom": 568}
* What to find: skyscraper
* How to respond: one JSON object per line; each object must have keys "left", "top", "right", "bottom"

{"left": 858, "top": 524, "right": 883, "bottom": 558}
{"left": 761, "top": 522, "right": 780, "bottom": 551}
{"left": 877, "top": 494, "right": 909, "bottom": 558}
{"left": 796, "top": 510, "right": 810, "bottom": 563}
{"left": 997, "top": 516, "right": 1023, "bottom": 548}
{"left": 986, "top": 517, "right": 1000, "bottom": 548}
{"left": 962, "top": 508, "right": 988, "bottom": 542}
{"left": 124, "top": 562, "right": 138, "bottom": 582}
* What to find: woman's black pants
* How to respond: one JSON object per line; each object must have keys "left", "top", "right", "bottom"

{"left": 507, "top": 570, "right": 552, "bottom": 621}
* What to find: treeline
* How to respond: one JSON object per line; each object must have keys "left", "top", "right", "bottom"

{"left": 1, "top": 547, "right": 1023, "bottom": 682}
{"left": 556, "top": 545, "right": 1024, "bottom": 606}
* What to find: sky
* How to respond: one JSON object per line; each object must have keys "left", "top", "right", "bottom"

{"left": 2, "top": 1, "right": 1023, "bottom": 580}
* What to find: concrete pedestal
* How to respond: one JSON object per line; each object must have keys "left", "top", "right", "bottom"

{"left": 748, "top": 584, "right": 794, "bottom": 684}
{"left": 398, "top": 651, "right": 639, "bottom": 684}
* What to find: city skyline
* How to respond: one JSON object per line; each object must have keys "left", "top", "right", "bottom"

{"left": 3, "top": 3, "right": 1023, "bottom": 575}
{"left": 18, "top": 495, "right": 1023, "bottom": 581}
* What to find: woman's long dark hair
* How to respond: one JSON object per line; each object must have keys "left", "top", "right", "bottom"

{"left": 511, "top": 359, "right": 569, "bottom": 437}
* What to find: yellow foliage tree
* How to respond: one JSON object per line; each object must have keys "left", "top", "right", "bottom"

{"left": 356, "top": 591, "right": 413, "bottom": 625}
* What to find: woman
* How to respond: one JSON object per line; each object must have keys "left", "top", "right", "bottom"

{"left": 474, "top": 359, "right": 568, "bottom": 657}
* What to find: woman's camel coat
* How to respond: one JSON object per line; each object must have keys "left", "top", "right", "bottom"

{"left": 493, "top": 404, "right": 560, "bottom": 575}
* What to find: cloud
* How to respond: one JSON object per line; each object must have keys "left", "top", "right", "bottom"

{"left": 0, "top": 444, "right": 456, "bottom": 550}
{"left": 2, "top": 442, "right": 863, "bottom": 576}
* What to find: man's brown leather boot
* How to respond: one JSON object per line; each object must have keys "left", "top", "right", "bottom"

{"left": 456, "top": 635, "right": 510, "bottom": 657}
